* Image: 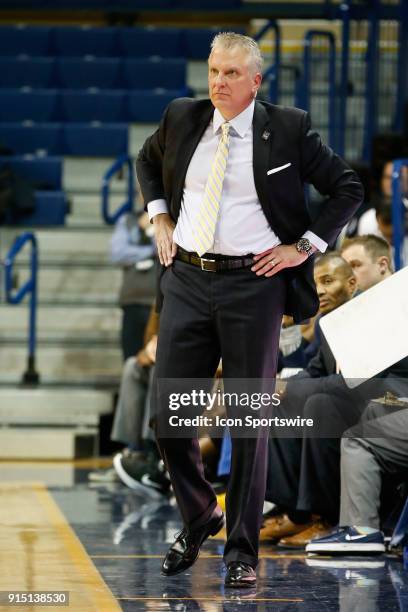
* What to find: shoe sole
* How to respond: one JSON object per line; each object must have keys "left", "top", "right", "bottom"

{"left": 306, "top": 542, "right": 385, "bottom": 554}
{"left": 225, "top": 581, "right": 257, "bottom": 589}
{"left": 161, "top": 514, "right": 225, "bottom": 577}
{"left": 113, "top": 454, "right": 165, "bottom": 500}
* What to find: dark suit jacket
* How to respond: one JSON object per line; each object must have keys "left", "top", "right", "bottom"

{"left": 136, "top": 97, "right": 364, "bottom": 322}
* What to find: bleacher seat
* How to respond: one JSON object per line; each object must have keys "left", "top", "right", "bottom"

{"left": 53, "top": 0, "right": 110, "bottom": 8}
{"left": 0, "top": 122, "right": 128, "bottom": 157}
{"left": 5, "top": 191, "right": 68, "bottom": 226}
{"left": 0, "top": 124, "right": 62, "bottom": 155}
{"left": 122, "top": 58, "right": 187, "bottom": 89}
{"left": 0, "top": 58, "right": 55, "bottom": 89}
{"left": 118, "top": 27, "right": 183, "bottom": 58}
{"left": 60, "top": 90, "right": 125, "bottom": 122}
{"left": 176, "top": 0, "right": 241, "bottom": 6}
{"left": 0, "top": 156, "right": 63, "bottom": 190}
{"left": 126, "top": 89, "right": 188, "bottom": 122}
{"left": 62, "top": 123, "right": 128, "bottom": 156}
{"left": 52, "top": 26, "right": 118, "bottom": 57}
{"left": 111, "top": 0, "right": 173, "bottom": 7}
{"left": 0, "top": 90, "right": 59, "bottom": 123}
{"left": 56, "top": 58, "right": 120, "bottom": 89}
{"left": 183, "top": 28, "right": 224, "bottom": 60}
{"left": 0, "top": 26, "right": 51, "bottom": 57}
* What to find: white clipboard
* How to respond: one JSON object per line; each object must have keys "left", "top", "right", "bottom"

{"left": 319, "top": 266, "right": 408, "bottom": 388}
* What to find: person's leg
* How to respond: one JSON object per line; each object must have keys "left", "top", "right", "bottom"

{"left": 340, "top": 437, "right": 382, "bottom": 528}
{"left": 298, "top": 393, "right": 365, "bottom": 525}
{"left": 340, "top": 407, "right": 408, "bottom": 528}
{"left": 216, "top": 268, "right": 286, "bottom": 568}
{"left": 154, "top": 261, "right": 221, "bottom": 529}
{"left": 111, "top": 357, "right": 150, "bottom": 449}
{"left": 121, "top": 304, "right": 151, "bottom": 360}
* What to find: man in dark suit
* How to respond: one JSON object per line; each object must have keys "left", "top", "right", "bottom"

{"left": 136, "top": 32, "right": 363, "bottom": 588}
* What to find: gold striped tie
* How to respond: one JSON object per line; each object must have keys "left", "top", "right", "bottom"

{"left": 193, "top": 122, "right": 230, "bottom": 256}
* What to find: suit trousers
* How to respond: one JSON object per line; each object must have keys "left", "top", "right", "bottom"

{"left": 152, "top": 258, "right": 286, "bottom": 568}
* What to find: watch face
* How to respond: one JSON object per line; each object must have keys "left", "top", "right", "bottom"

{"left": 298, "top": 239, "right": 311, "bottom": 253}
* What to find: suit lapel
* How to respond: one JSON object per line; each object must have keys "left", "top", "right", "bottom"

{"left": 171, "top": 102, "right": 214, "bottom": 217}
{"left": 252, "top": 101, "right": 274, "bottom": 211}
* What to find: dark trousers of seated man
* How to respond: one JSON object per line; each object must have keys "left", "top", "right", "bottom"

{"left": 151, "top": 259, "right": 286, "bottom": 569}
{"left": 265, "top": 378, "right": 366, "bottom": 525}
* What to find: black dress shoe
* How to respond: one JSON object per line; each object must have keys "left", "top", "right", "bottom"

{"left": 162, "top": 511, "right": 224, "bottom": 576}
{"left": 225, "top": 562, "right": 256, "bottom": 588}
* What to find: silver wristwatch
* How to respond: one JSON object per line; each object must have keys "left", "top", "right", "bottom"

{"left": 295, "top": 237, "right": 313, "bottom": 257}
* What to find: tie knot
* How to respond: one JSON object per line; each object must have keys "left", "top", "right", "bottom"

{"left": 221, "top": 122, "right": 230, "bottom": 139}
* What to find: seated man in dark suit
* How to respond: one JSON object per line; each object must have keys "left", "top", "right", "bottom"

{"left": 263, "top": 252, "right": 359, "bottom": 546}
{"left": 263, "top": 248, "right": 405, "bottom": 548}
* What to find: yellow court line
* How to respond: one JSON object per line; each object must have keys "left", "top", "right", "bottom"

{"left": 32, "top": 483, "right": 121, "bottom": 612}
{"left": 91, "top": 554, "right": 307, "bottom": 560}
{"left": 118, "top": 596, "right": 304, "bottom": 603}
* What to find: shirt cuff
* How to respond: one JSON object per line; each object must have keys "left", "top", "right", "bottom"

{"left": 302, "top": 231, "right": 328, "bottom": 253}
{"left": 147, "top": 199, "right": 168, "bottom": 222}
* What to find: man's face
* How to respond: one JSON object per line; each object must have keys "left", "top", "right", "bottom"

{"left": 314, "top": 259, "right": 356, "bottom": 315}
{"left": 208, "top": 45, "right": 261, "bottom": 120}
{"left": 381, "top": 161, "right": 408, "bottom": 198}
{"left": 342, "top": 244, "right": 388, "bottom": 291}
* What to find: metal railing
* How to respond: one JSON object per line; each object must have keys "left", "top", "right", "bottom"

{"left": 391, "top": 159, "right": 408, "bottom": 271}
{"left": 101, "top": 154, "right": 135, "bottom": 225}
{"left": 4, "top": 231, "right": 39, "bottom": 385}
{"left": 300, "top": 30, "right": 337, "bottom": 151}
{"left": 254, "top": 20, "right": 281, "bottom": 104}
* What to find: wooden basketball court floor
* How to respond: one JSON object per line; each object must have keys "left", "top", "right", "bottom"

{"left": 1, "top": 460, "right": 407, "bottom": 611}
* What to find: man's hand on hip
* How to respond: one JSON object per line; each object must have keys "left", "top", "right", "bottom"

{"left": 152, "top": 213, "right": 177, "bottom": 266}
{"left": 251, "top": 244, "right": 310, "bottom": 277}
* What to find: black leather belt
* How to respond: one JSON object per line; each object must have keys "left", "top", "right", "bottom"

{"left": 176, "top": 247, "right": 254, "bottom": 272}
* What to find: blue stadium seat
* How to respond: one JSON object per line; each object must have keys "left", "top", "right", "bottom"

{"left": 0, "top": 90, "right": 59, "bottom": 123}
{"left": 52, "top": 26, "right": 118, "bottom": 57}
{"left": 118, "top": 27, "right": 183, "bottom": 58}
{"left": 5, "top": 191, "right": 68, "bottom": 226}
{"left": 0, "top": 156, "right": 63, "bottom": 190}
{"left": 53, "top": 0, "right": 109, "bottom": 7}
{"left": 110, "top": 0, "right": 173, "bottom": 7}
{"left": 176, "top": 0, "right": 241, "bottom": 6}
{"left": 60, "top": 90, "right": 125, "bottom": 122}
{"left": 0, "top": 26, "right": 51, "bottom": 57}
{"left": 121, "top": 58, "right": 187, "bottom": 89}
{"left": 0, "top": 124, "right": 62, "bottom": 155}
{"left": 183, "top": 28, "right": 222, "bottom": 60}
{"left": 62, "top": 123, "right": 128, "bottom": 156}
{"left": 0, "top": 58, "right": 55, "bottom": 89}
{"left": 126, "top": 89, "right": 188, "bottom": 122}
{"left": 56, "top": 58, "right": 120, "bottom": 89}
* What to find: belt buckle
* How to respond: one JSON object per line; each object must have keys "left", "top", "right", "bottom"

{"left": 200, "top": 257, "right": 217, "bottom": 272}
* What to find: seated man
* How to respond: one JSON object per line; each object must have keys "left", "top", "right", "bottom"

{"left": 263, "top": 244, "right": 405, "bottom": 548}
{"left": 307, "top": 398, "right": 408, "bottom": 554}
{"left": 263, "top": 252, "right": 358, "bottom": 546}
{"left": 340, "top": 234, "right": 392, "bottom": 292}
{"left": 110, "top": 210, "right": 156, "bottom": 360}
{"left": 89, "top": 305, "right": 171, "bottom": 497}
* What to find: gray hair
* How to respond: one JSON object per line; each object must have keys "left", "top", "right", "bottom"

{"left": 210, "top": 32, "right": 263, "bottom": 75}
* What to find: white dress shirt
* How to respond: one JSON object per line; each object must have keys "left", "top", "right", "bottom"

{"left": 147, "top": 100, "right": 327, "bottom": 255}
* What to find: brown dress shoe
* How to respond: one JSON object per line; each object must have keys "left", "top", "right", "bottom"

{"left": 259, "top": 513, "right": 312, "bottom": 543}
{"left": 278, "top": 521, "right": 334, "bottom": 549}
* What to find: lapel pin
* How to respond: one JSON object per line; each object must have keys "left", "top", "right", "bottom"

{"left": 262, "top": 130, "right": 270, "bottom": 141}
